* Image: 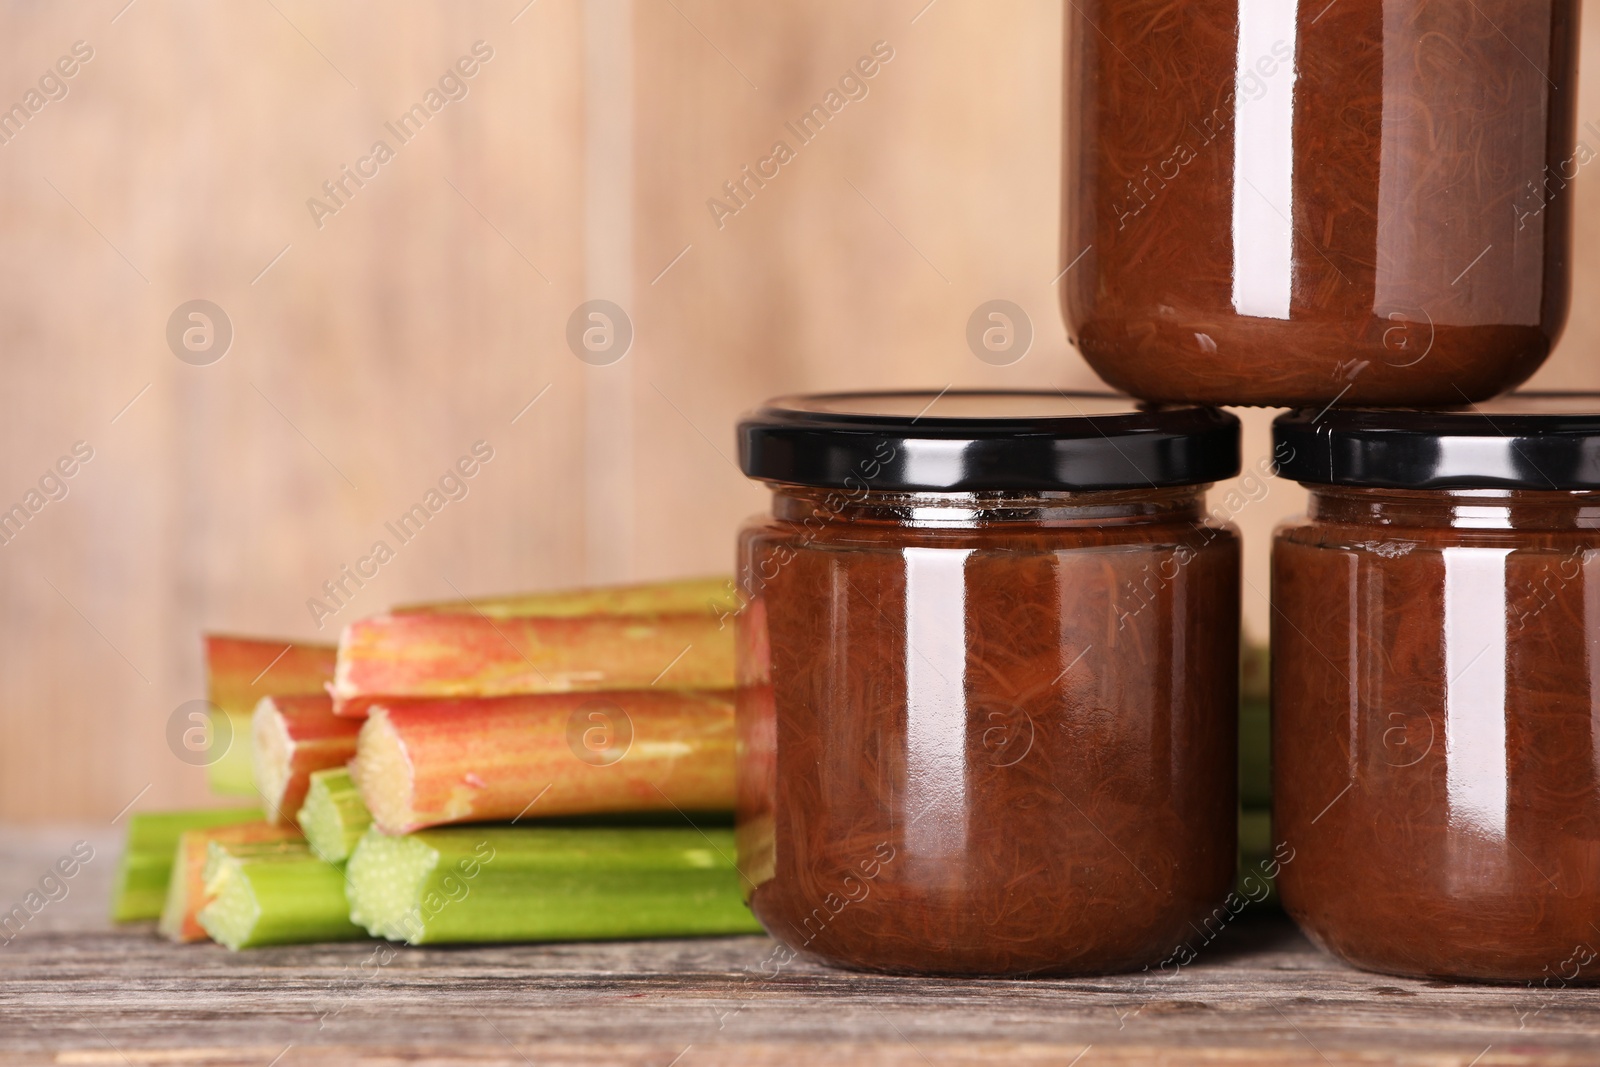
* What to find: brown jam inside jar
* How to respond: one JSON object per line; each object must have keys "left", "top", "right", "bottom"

{"left": 735, "top": 392, "right": 1241, "bottom": 977}
{"left": 1064, "top": 1, "right": 1580, "bottom": 407}
{"left": 1272, "top": 399, "right": 1600, "bottom": 983}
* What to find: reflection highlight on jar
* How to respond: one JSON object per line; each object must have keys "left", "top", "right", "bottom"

{"left": 901, "top": 547, "right": 972, "bottom": 870}
{"left": 1442, "top": 547, "right": 1511, "bottom": 844}
{"left": 1230, "top": 0, "right": 1297, "bottom": 321}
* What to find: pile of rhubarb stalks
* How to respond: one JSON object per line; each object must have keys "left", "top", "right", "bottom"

{"left": 110, "top": 578, "right": 763, "bottom": 950}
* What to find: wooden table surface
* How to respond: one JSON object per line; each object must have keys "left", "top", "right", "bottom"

{"left": 3, "top": 827, "right": 1600, "bottom": 1066}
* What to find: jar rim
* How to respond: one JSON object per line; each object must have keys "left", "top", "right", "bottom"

{"left": 738, "top": 390, "right": 1240, "bottom": 492}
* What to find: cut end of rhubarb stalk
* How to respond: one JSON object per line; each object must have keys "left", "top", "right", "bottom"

{"left": 345, "top": 828, "right": 437, "bottom": 943}
{"left": 351, "top": 710, "right": 419, "bottom": 837}
{"left": 253, "top": 694, "right": 360, "bottom": 825}
{"left": 199, "top": 839, "right": 364, "bottom": 950}
{"left": 298, "top": 767, "right": 372, "bottom": 864}
{"left": 197, "top": 855, "right": 262, "bottom": 950}
{"left": 158, "top": 822, "right": 300, "bottom": 943}
{"left": 252, "top": 699, "right": 294, "bottom": 823}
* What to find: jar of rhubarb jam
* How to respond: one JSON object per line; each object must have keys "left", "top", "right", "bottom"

{"left": 1273, "top": 397, "right": 1600, "bottom": 982}
{"left": 735, "top": 392, "right": 1242, "bottom": 976}
{"left": 1064, "top": 1, "right": 1580, "bottom": 407}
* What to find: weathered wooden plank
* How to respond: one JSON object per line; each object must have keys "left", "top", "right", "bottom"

{"left": 4, "top": 917, "right": 1600, "bottom": 1066}
{"left": 4, "top": 828, "right": 1600, "bottom": 1063}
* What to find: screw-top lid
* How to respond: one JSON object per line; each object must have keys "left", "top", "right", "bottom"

{"left": 1274, "top": 393, "right": 1600, "bottom": 490}
{"left": 737, "top": 391, "right": 1240, "bottom": 492}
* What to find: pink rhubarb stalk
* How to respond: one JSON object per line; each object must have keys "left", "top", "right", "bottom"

{"left": 206, "top": 635, "right": 337, "bottom": 712}
{"left": 331, "top": 612, "right": 734, "bottom": 717}
{"left": 350, "top": 690, "right": 736, "bottom": 835}
{"left": 251, "top": 695, "right": 362, "bottom": 825}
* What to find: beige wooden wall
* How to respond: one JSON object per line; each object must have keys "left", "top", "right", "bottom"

{"left": 0, "top": 0, "right": 1597, "bottom": 821}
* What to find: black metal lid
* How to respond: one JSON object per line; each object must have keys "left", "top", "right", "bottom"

{"left": 737, "top": 391, "right": 1240, "bottom": 492}
{"left": 1274, "top": 393, "right": 1600, "bottom": 490}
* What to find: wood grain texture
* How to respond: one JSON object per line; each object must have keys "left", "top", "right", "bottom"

{"left": 1, "top": 1, "right": 1600, "bottom": 819}
{"left": 4, "top": 829, "right": 1600, "bottom": 1066}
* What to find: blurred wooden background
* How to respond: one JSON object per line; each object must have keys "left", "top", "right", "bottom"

{"left": 0, "top": 0, "right": 1596, "bottom": 820}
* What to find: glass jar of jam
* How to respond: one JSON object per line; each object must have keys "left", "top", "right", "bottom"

{"left": 735, "top": 392, "right": 1242, "bottom": 976}
{"left": 1273, "top": 396, "right": 1600, "bottom": 982}
{"left": 1064, "top": 1, "right": 1580, "bottom": 407}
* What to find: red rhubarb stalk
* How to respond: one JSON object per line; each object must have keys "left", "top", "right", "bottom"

{"left": 350, "top": 690, "right": 736, "bottom": 835}
{"left": 251, "top": 695, "right": 361, "bottom": 825}
{"left": 205, "top": 635, "right": 338, "bottom": 795}
{"left": 331, "top": 613, "right": 734, "bottom": 717}
{"left": 207, "top": 635, "right": 338, "bottom": 710}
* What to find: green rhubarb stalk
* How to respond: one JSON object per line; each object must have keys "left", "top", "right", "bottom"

{"left": 1237, "top": 809, "right": 1278, "bottom": 904}
{"left": 207, "top": 709, "right": 259, "bottom": 797}
{"left": 1240, "top": 639, "right": 1271, "bottom": 810}
{"left": 298, "top": 768, "right": 373, "bottom": 864}
{"left": 345, "top": 825, "right": 761, "bottom": 945}
{"left": 198, "top": 839, "right": 365, "bottom": 950}
{"left": 160, "top": 822, "right": 301, "bottom": 942}
{"left": 111, "top": 807, "right": 263, "bottom": 922}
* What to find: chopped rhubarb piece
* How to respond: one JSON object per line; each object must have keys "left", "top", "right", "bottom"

{"left": 350, "top": 690, "right": 735, "bottom": 835}
{"left": 204, "top": 635, "right": 336, "bottom": 795}
{"left": 251, "top": 694, "right": 360, "bottom": 825}
{"left": 331, "top": 612, "right": 733, "bottom": 717}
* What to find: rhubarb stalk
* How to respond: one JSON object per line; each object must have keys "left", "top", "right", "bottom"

{"left": 332, "top": 613, "right": 734, "bottom": 717}
{"left": 395, "top": 577, "right": 738, "bottom": 620}
{"left": 205, "top": 635, "right": 337, "bottom": 795}
{"left": 298, "top": 768, "right": 373, "bottom": 864}
{"left": 350, "top": 690, "right": 735, "bottom": 835}
{"left": 198, "top": 839, "right": 365, "bottom": 950}
{"left": 158, "top": 821, "right": 301, "bottom": 942}
{"left": 252, "top": 694, "right": 361, "bottom": 825}
{"left": 344, "top": 825, "right": 760, "bottom": 944}
{"left": 111, "top": 807, "right": 263, "bottom": 922}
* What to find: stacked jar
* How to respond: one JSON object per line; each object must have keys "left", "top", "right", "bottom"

{"left": 732, "top": 0, "right": 1587, "bottom": 979}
